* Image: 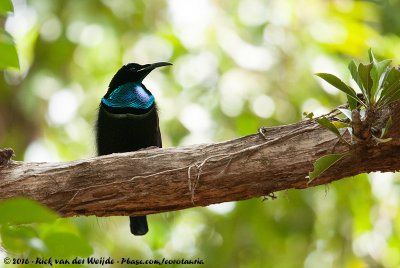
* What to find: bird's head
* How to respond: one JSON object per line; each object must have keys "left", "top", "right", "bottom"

{"left": 105, "top": 62, "right": 172, "bottom": 98}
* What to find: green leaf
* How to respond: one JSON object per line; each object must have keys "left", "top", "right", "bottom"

{"left": 0, "top": 224, "right": 38, "bottom": 252}
{"left": 377, "top": 67, "right": 400, "bottom": 106}
{"left": 316, "top": 116, "right": 349, "bottom": 145}
{"left": 370, "top": 59, "right": 392, "bottom": 101}
{"left": 368, "top": 49, "right": 393, "bottom": 101}
{"left": 373, "top": 136, "right": 392, "bottom": 145}
{"left": 347, "top": 94, "right": 358, "bottom": 111}
{"left": 347, "top": 126, "right": 353, "bottom": 138}
{"left": 368, "top": 48, "right": 374, "bottom": 63}
{"left": 0, "top": 197, "right": 58, "bottom": 224}
{"left": 332, "top": 121, "right": 350, "bottom": 129}
{"left": 381, "top": 116, "right": 392, "bottom": 138}
{"left": 0, "top": 29, "right": 19, "bottom": 69}
{"left": 309, "top": 153, "right": 348, "bottom": 181}
{"left": 316, "top": 116, "right": 341, "bottom": 136}
{"left": 0, "top": 0, "right": 13, "bottom": 14}
{"left": 385, "top": 66, "right": 400, "bottom": 85}
{"left": 348, "top": 60, "right": 365, "bottom": 98}
{"left": 380, "top": 67, "right": 392, "bottom": 90}
{"left": 315, "top": 73, "right": 362, "bottom": 105}
{"left": 43, "top": 232, "right": 93, "bottom": 258}
{"left": 358, "top": 62, "right": 373, "bottom": 100}
{"left": 303, "top": 111, "right": 314, "bottom": 119}
{"left": 338, "top": 108, "right": 353, "bottom": 121}
{"left": 379, "top": 86, "right": 400, "bottom": 107}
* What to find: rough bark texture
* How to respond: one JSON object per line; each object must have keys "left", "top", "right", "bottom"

{"left": 1, "top": 103, "right": 400, "bottom": 218}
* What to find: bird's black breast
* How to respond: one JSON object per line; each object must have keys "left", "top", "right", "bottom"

{"left": 95, "top": 103, "right": 162, "bottom": 156}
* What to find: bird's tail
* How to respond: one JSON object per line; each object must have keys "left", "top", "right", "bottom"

{"left": 130, "top": 216, "right": 148, "bottom": 235}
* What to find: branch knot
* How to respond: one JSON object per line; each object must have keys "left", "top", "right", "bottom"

{"left": 0, "top": 148, "right": 15, "bottom": 166}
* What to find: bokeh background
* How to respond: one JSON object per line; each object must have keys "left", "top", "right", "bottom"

{"left": 1, "top": 0, "right": 400, "bottom": 267}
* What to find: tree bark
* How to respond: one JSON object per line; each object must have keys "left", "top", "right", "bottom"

{"left": 1, "top": 102, "right": 400, "bottom": 218}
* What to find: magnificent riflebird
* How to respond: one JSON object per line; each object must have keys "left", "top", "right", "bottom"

{"left": 95, "top": 62, "right": 172, "bottom": 235}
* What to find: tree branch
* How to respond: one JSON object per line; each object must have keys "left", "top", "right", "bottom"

{"left": 1, "top": 102, "right": 400, "bottom": 218}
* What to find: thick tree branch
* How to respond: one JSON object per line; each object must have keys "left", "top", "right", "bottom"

{"left": 1, "top": 103, "right": 400, "bottom": 218}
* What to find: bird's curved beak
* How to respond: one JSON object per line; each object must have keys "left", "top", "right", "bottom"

{"left": 148, "top": 62, "right": 173, "bottom": 70}
{"left": 138, "top": 62, "right": 172, "bottom": 72}
{"left": 136, "top": 62, "right": 172, "bottom": 81}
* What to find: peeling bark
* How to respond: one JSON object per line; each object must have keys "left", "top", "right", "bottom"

{"left": 1, "top": 103, "right": 400, "bottom": 218}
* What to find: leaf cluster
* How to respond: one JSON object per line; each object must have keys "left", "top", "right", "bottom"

{"left": 0, "top": 198, "right": 93, "bottom": 258}
{"left": 316, "top": 49, "right": 400, "bottom": 111}
{"left": 309, "top": 49, "right": 399, "bottom": 180}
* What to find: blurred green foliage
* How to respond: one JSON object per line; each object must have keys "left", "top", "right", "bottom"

{"left": 0, "top": 0, "right": 13, "bottom": 15}
{"left": 1, "top": 0, "right": 400, "bottom": 267}
{"left": 0, "top": 0, "right": 18, "bottom": 69}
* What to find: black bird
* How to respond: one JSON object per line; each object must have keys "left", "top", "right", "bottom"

{"left": 95, "top": 62, "right": 172, "bottom": 235}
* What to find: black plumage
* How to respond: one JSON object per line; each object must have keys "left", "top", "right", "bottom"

{"left": 95, "top": 62, "right": 171, "bottom": 235}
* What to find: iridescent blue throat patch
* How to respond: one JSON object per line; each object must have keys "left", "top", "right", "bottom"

{"left": 102, "top": 82, "right": 154, "bottom": 109}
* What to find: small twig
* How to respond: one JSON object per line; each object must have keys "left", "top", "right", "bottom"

{"left": 258, "top": 127, "right": 269, "bottom": 140}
